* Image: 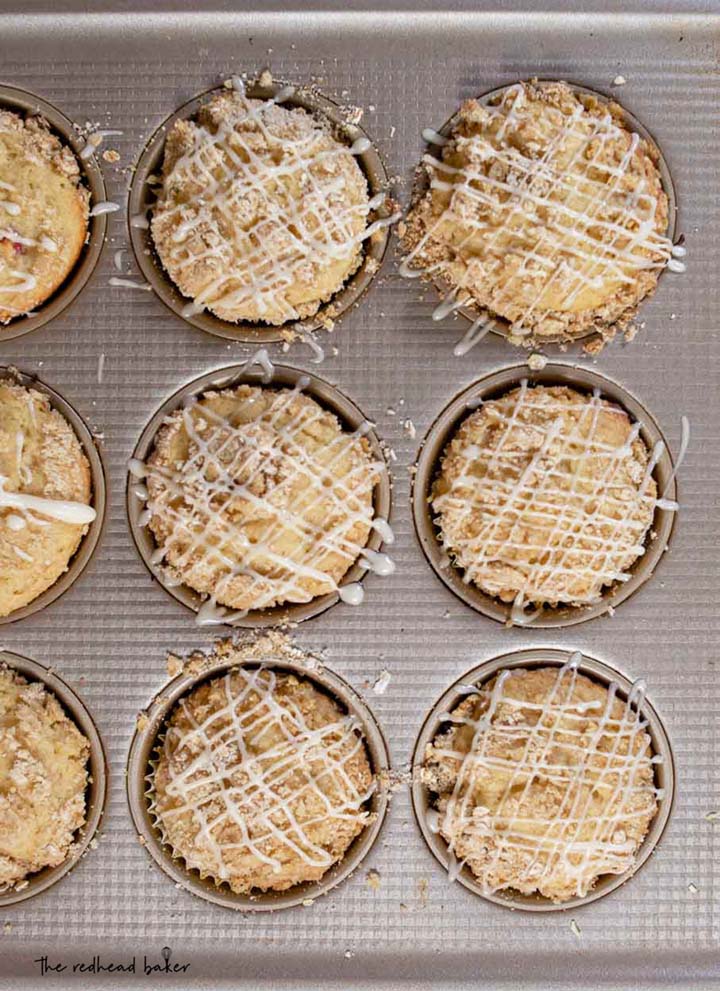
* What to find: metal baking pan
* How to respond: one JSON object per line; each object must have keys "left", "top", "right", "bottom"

{"left": 0, "top": 3, "right": 717, "bottom": 989}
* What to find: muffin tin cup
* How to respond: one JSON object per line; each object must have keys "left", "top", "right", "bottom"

{"left": 0, "top": 85, "right": 107, "bottom": 343}
{"left": 412, "top": 362, "right": 677, "bottom": 628}
{"left": 409, "top": 79, "right": 679, "bottom": 348}
{"left": 411, "top": 647, "right": 675, "bottom": 913}
{"left": 126, "top": 361, "right": 393, "bottom": 628}
{"left": 0, "top": 651, "right": 108, "bottom": 907}
{"left": 0, "top": 366, "right": 107, "bottom": 624}
{"left": 127, "top": 653, "right": 391, "bottom": 911}
{"left": 128, "top": 77, "right": 394, "bottom": 344}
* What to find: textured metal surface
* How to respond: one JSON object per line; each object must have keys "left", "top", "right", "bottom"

{"left": 0, "top": 6, "right": 718, "bottom": 990}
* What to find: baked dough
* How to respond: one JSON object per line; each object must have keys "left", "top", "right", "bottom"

{"left": 0, "top": 665, "right": 89, "bottom": 888}
{"left": 151, "top": 90, "right": 370, "bottom": 325}
{"left": 0, "top": 111, "right": 89, "bottom": 325}
{"left": 432, "top": 384, "right": 657, "bottom": 619}
{"left": 422, "top": 664, "right": 658, "bottom": 902}
{"left": 142, "top": 384, "right": 380, "bottom": 620}
{"left": 153, "top": 652, "right": 374, "bottom": 893}
{"left": 0, "top": 380, "right": 96, "bottom": 618}
{"left": 401, "top": 81, "right": 677, "bottom": 346}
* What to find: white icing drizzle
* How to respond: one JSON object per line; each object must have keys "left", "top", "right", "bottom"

{"left": 89, "top": 201, "right": 120, "bottom": 217}
{"left": 130, "top": 212, "right": 149, "bottom": 229}
{"left": 432, "top": 656, "right": 660, "bottom": 898}
{"left": 404, "top": 83, "right": 685, "bottom": 352}
{"left": 152, "top": 90, "right": 399, "bottom": 323}
{"left": 0, "top": 474, "right": 96, "bottom": 525}
{"left": 433, "top": 383, "right": 682, "bottom": 622}
{"left": 108, "top": 276, "right": 152, "bottom": 291}
{"left": 97, "top": 353, "right": 106, "bottom": 384}
{"left": 155, "top": 666, "right": 374, "bottom": 877}
{"left": 136, "top": 382, "right": 392, "bottom": 623}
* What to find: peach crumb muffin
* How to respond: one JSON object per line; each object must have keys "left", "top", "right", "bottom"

{"left": 0, "top": 665, "right": 90, "bottom": 889}
{"left": 0, "top": 379, "right": 96, "bottom": 618}
{"left": 401, "top": 81, "right": 681, "bottom": 349}
{"left": 152, "top": 655, "right": 374, "bottom": 893}
{"left": 0, "top": 111, "right": 89, "bottom": 325}
{"left": 151, "top": 88, "right": 371, "bottom": 326}
{"left": 422, "top": 663, "right": 659, "bottom": 902}
{"left": 139, "top": 383, "right": 382, "bottom": 621}
{"left": 432, "top": 384, "right": 658, "bottom": 622}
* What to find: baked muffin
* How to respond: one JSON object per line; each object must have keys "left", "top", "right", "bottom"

{"left": 401, "top": 81, "right": 677, "bottom": 347}
{"left": 0, "top": 111, "right": 89, "bottom": 325}
{"left": 422, "top": 664, "right": 659, "bottom": 902}
{"left": 0, "top": 665, "right": 90, "bottom": 888}
{"left": 141, "top": 383, "right": 382, "bottom": 620}
{"left": 432, "top": 384, "right": 657, "bottom": 620}
{"left": 152, "top": 660, "right": 374, "bottom": 893}
{"left": 0, "top": 380, "right": 96, "bottom": 617}
{"left": 151, "top": 89, "right": 371, "bottom": 325}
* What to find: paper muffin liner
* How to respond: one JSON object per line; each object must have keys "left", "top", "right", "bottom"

{"left": 411, "top": 647, "right": 675, "bottom": 913}
{"left": 0, "top": 651, "right": 108, "bottom": 907}
{"left": 126, "top": 360, "right": 393, "bottom": 629}
{"left": 127, "top": 73, "right": 396, "bottom": 346}
{"left": 127, "top": 645, "right": 390, "bottom": 911}
{"left": 411, "top": 361, "right": 679, "bottom": 628}
{"left": 0, "top": 84, "right": 107, "bottom": 342}
{"left": 0, "top": 365, "right": 107, "bottom": 625}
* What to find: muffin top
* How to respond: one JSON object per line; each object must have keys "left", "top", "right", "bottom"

{"left": 0, "top": 665, "right": 90, "bottom": 888}
{"left": 142, "top": 383, "right": 381, "bottom": 620}
{"left": 0, "top": 111, "right": 89, "bottom": 325}
{"left": 151, "top": 90, "right": 371, "bottom": 325}
{"left": 401, "top": 81, "right": 675, "bottom": 346}
{"left": 152, "top": 659, "right": 374, "bottom": 894}
{"left": 422, "top": 663, "right": 659, "bottom": 903}
{"left": 432, "top": 384, "right": 657, "bottom": 619}
{"left": 0, "top": 379, "right": 96, "bottom": 618}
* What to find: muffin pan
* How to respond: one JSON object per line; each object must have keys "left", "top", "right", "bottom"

{"left": 128, "top": 77, "right": 396, "bottom": 345}
{"left": 0, "top": 366, "right": 107, "bottom": 625}
{"left": 0, "top": 84, "right": 107, "bottom": 343}
{"left": 0, "top": 650, "right": 107, "bottom": 908}
{"left": 126, "top": 360, "right": 393, "bottom": 627}
{"left": 411, "top": 647, "right": 674, "bottom": 913}
{"left": 126, "top": 650, "right": 390, "bottom": 911}
{"left": 0, "top": 6, "right": 716, "bottom": 990}
{"left": 405, "top": 80, "right": 681, "bottom": 351}
{"left": 412, "top": 362, "right": 678, "bottom": 628}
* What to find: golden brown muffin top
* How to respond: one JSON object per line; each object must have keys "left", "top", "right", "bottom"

{"left": 0, "top": 111, "right": 89, "bottom": 325}
{"left": 151, "top": 90, "right": 371, "bottom": 326}
{"left": 141, "top": 383, "right": 385, "bottom": 621}
{"left": 401, "top": 81, "right": 677, "bottom": 348}
{"left": 152, "top": 657, "right": 374, "bottom": 894}
{"left": 432, "top": 384, "right": 658, "bottom": 619}
{"left": 422, "top": 663, "right": 659, "bottom": 902}
{"left": 0, "top": 379, "right": 95, "bottom": 618}
{"left": 0, "top": 666, "right": 90, "bottom": 888}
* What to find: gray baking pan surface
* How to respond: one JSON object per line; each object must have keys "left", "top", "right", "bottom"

{"left": 0, "top": 4, "right": 719, "bottom": 990}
